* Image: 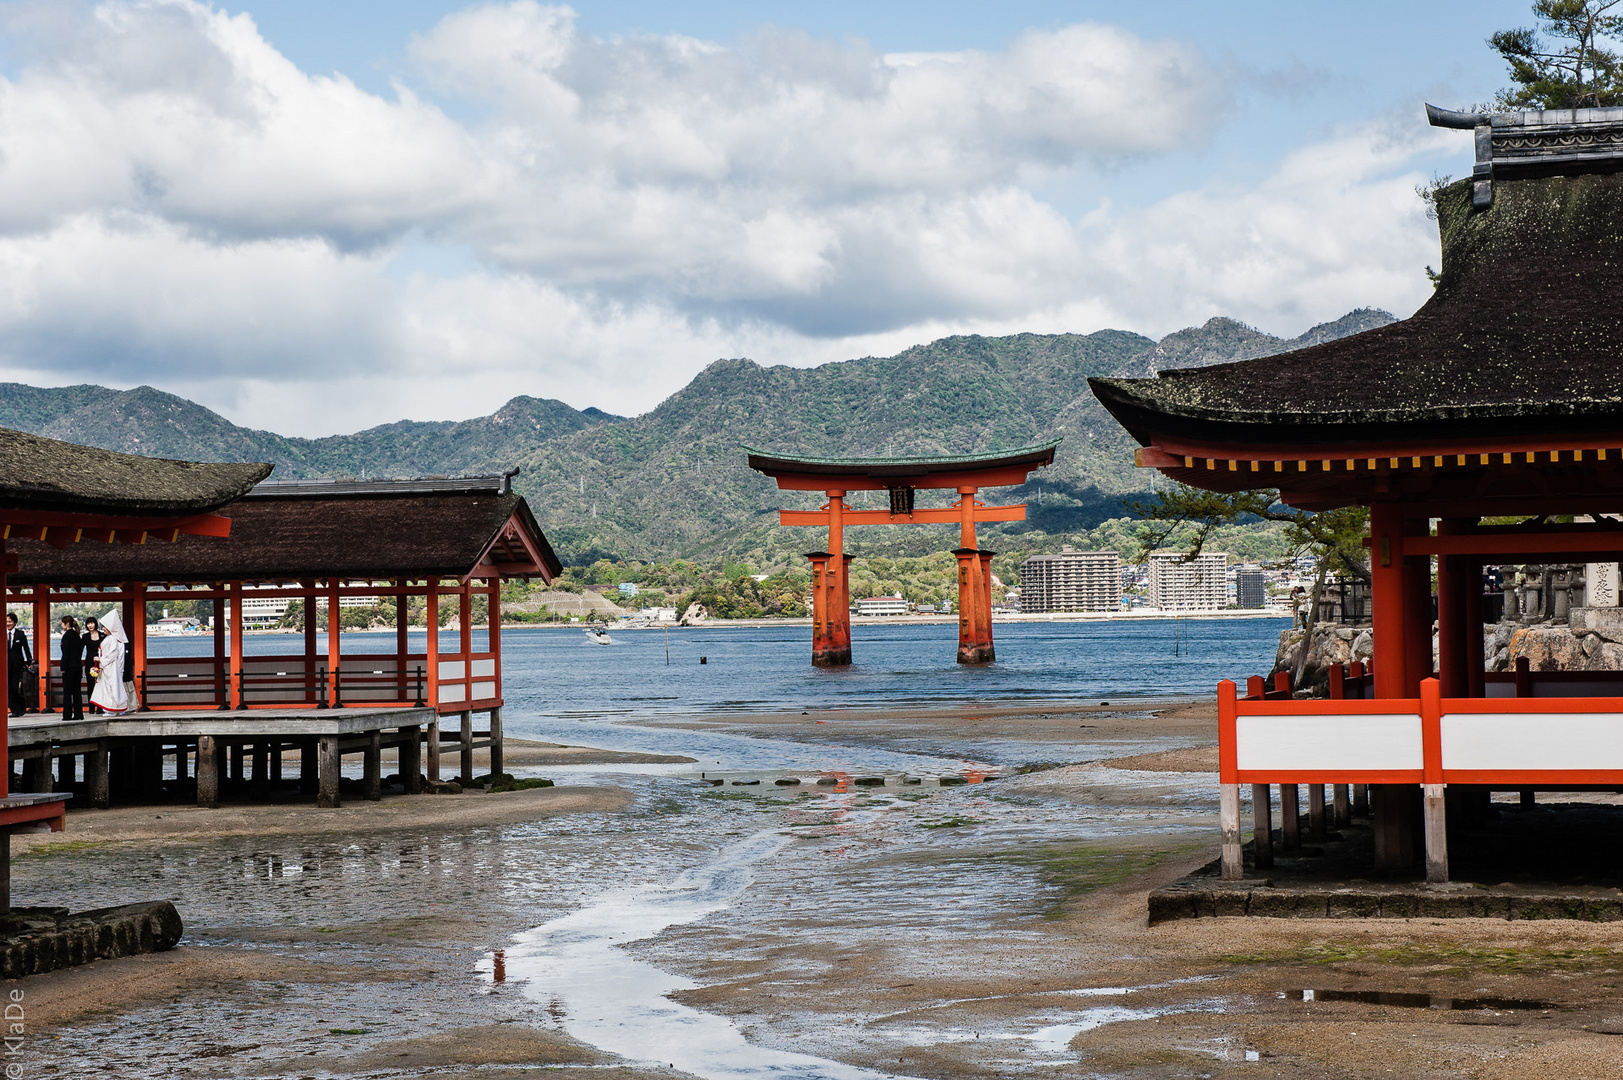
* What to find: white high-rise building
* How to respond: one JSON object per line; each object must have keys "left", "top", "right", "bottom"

{"left": 1148, "top": 551, "right": 1228, "bottom": 611}
{"left": 1019, "top": 548, "right": 1121, "bottom": 613}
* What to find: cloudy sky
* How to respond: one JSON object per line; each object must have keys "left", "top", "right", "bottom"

{"left": 0, "top": 0, "right": 1528, "bottom": 435}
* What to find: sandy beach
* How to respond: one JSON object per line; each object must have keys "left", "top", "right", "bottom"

{"left": 17, "top": 704, "right": 1623, "bottom": 1078}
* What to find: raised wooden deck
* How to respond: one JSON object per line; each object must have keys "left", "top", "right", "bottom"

{"left": 7, "top": 705, "right": 502, "bottom": 809}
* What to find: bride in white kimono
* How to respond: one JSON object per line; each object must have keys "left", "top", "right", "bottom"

{"left": 89, "top": 607, "right": 130, "bottom": 715}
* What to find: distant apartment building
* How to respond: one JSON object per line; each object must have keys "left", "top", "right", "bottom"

{"left": 1019, "top": 547, "right": 1122, "bottom": 613}
{"left": 1148, "top": 551, "right": 1228, "bottom": 611}
{"left": 856, "top": 596, "right": 910, "bottom": 617}
{"left": 1235, "top": 568, "right": 1267, "bottom": 609}
{"left": 856, "top": 591, "right": 908, "bottom": 613}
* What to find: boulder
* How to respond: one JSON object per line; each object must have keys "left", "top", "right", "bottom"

{"left": 1587, "top": 642, "right": 1623, "bottom": 671}
{"left": 680, "top": 601, "right": 708, "bottom": 626}
{"left": 1272, "top": 623, "right": 1370, "bottom": 694}
{"left": 1509, "top": 626, "right": 1587, "bottom": 671}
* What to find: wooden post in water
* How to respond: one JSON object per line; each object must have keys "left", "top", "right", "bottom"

{"left": 1220, "top": 783, "right": 1242, "bottom": 880}
{"left": 401, "top": 725, "right": 422, "bottom": 793}
{"left": 1251, "top": 783, "right": 1273, "bottom": 868}
{"left": 196, "top": 735, "right": 218, "bottom": 808}
{"left": 316, "top": 735, "right": 340, "bottom": 808}
{"left": 364, "top": 731, "right": 381, "bottom": 801}
{"left": 489, "top": 707, "right": 504, "bottom": 778}
{"left": 1280, "top": 784, "right": 1301, "bottom": 850}
{"left": 426, "top": 719, "right": 441, "bottom": 783}
{"left": 1333, "top": 784, "right": 1351, "bottom": 827}
{"left": 460, "top": 711, "right": 473, "bottom": 784}
{"left": 1353, "top": 783, "right": 1369, "bottom": 817}
{"left": 1308, "top": 784, "right": 1326, "bottom": 841}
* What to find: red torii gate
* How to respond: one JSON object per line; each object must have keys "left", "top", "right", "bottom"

{"left": 746, "top": 441, "right": 1059, "bottom": 666}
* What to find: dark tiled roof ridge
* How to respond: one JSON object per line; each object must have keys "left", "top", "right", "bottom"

{"left": 0, "top": 426, "right": 271, "bottom": 517}
{"left": 744, "top": 438, "right": 1061, "bottom": 469}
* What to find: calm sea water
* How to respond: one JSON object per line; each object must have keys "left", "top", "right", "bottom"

{"left": 143, "top": 617, "right": 1289, "bottom": 718}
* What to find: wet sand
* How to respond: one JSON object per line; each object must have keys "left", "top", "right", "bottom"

{"left": 23, "top": 699, "right": 1623, "bottom": 1078}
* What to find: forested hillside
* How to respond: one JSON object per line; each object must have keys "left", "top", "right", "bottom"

{"left": 0, "top": 309, "right": 1393, "bottom": 564}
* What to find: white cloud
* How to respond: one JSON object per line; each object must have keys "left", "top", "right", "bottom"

{"left": 0, "top": 0, "right": 1452, "bottom": 436}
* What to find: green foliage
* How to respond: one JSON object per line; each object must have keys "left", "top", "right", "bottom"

{"left": 1127, "top": 484, "right": 1369, "bottom": 583}
{"left": 1492, "top": 0, "right": 1623, "bottom": 108}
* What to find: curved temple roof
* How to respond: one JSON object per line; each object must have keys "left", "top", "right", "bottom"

{"left": 745, "top": 440, "right": 1060, "bottom": 484}
{"left": 0, "top": 427, "right": 271, "bottom": 518}
{"left": 1090, "top": 111, "right": 1623, "bottom": 454}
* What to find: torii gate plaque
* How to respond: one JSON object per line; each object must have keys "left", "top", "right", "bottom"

{"left": 745, "top": 441, "right": 1059, "bottom": 666}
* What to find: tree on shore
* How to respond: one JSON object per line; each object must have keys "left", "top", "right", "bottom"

{"left": 1492, "top": 0, "right": 1623, "bottom": 109}
{"left": 1130, "top": 485, "right": 1369, "bottom": 687}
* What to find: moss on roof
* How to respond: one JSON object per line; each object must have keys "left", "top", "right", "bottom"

{"left": 0, "top": 426, "right": 270, "bottom": 517}
{"left": 1089, "top": 171, "right": 1623, "bottom": 448}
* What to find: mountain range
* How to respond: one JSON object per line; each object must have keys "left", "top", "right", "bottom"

{"left": 0, "top": 309, "right": 1395, "bottom": 565}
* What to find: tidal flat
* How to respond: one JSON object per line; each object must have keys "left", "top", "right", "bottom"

{"left": 17, "top": 704, "right": 1623, "bottom": 1079}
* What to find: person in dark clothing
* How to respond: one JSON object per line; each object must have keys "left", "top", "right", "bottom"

{"left": 82, "top": 617, "right": 103, "bottom": 715}
{"left": 58, "top": 616, "right": 83, "bottom": 722}
{"left": 7, "top": 613, "right": 33, "bottom": 718}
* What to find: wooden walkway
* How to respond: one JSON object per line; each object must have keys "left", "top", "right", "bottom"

{"left": 7, "top": 705, "right": 502, "bottom": 809}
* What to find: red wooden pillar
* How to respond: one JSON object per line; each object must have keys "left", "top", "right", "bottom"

{"left": 826, "top": 492, "right": 851, "bottom": 665}
{"left": 32, "top": 587, "right": 49, "bottom": 713}
{"left": 130, "top": 582, "right": 147, "bottom": 710}
{"left": 459, "top": 581, "right": 473, "bottom": 663}
{"left": 213, "top": 591, "right": 226, "bottom": 709}
{"left": 395, "top": 579, "right": 409, "bottom": 702}
{"left": 805, "top": 552, "right": 832, "bottom": 665}
{"left": 326, "top": 578, "right": 341, "bottom": 707}
{"left": 1369, "top": 502, "right": 1406, "bottom": 699}
{"left": 425, "top": 580, "right": 441, "bottom": 708}
{"left": 228, "top": 581, "right": 244, "bottom": 709}
{"left": 486, "top": 579, "right": 502, "bottom": 700}
{"left": 1464, "top": 556, "right": 1485, "bottom": 699}
{"left": 1, "top": 541, "right": 10, "bottom": 794}
{"left": 303, "top": 579, "right": 319, "bottom": 704}
{"left": 1435, "top": 520, "right": 1469, "bottom": 699}
{"left": 954, "top": 486, "right": 994, "bottom": 664}
{"left": 1401, "top": 527, "right": 1434, "bottom": 698}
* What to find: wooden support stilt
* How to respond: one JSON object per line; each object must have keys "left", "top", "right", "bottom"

{"left": 268, "top": 741, "right": 281, "bottom": 785}
{"left": 1251, "top": 783, "right": 1273, "bottom": 868}
{"left": 364, "top": 731, "right": 381, "bottom": 801}
{"left": 1520, "top": 789, "right": 1535, "bottom": 810}
{"left": 1220, "top": 782, "right": 1243, "bottom": 880}
{"left": 460, "top": 710, "right": 473, "bottom": 784}
{"left": 1308, "top": 784, "right": 1326, "bottom": 841}
{"left": 196, "top": 735, "right": 218, "bottom": 808}
{"left": 1333, "top": 784, "right": 1351, "bottom": 827}
{"left": 489, "top": 707, "right": 503, "bottom": 778}
{"left": 401, "top": 725, "right": 422, "bottom": 793}
{"left": 0, "top": 829, "right": 11, "bottom": 913}
{"left": 86, "top": 745, "right": 110, "bottom": 809}
{"left": 1423, "top": 783, "right": 1449, "bottom": 883}
{"left": 249, "top": 742, "right": 268, "bottom": 798}
{"left": 300, "top": 742, "right": 318, "bottom": 795}
{"left": 1353, "top": 783, "right": 1369, "bottom": 817}
{"left": 1280, "top": 784, "right": 1301, "bottom": 850}
{"left": 427, "top": 719, "right": 441, "bottom": 782}
{"left": 316, "top": 735, "right": 340, "bottom": 808}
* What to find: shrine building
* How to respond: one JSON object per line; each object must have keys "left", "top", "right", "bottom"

{"left": 1090, "top": 103, "right": 1623, "bottom": 883}
{"left": 5, "top": 472, "right": 558, "bottom": 815}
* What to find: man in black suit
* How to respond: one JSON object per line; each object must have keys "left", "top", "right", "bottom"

{"left": 58, "top": 616, "right": 83, "bottom": 722}
{"left": 6, "top": 613, "right": 32, "bottom": 718}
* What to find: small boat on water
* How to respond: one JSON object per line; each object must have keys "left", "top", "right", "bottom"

{"left": 584, "top": 625, "right": 613, "bottom": 645}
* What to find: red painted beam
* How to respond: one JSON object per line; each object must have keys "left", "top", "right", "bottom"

{"left": 769, "top": 465, "right": 1044, "bottom": 491}
{"left": 779, "top": 505, "right": 1026, "bottom": 526}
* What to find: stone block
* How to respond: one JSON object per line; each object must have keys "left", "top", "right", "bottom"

{"left": 1326, "top": 892, "right": 1382, "bottom": 918}
{"left": 1214, "top": 890, "right": 1251, "bottom": 917}
{"left": 1586, "top": 642, "right": 1623, "bottom": 671}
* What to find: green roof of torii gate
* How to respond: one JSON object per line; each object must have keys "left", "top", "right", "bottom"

{"left": 744, "top": 440, "right": 1060, "bottom": 484}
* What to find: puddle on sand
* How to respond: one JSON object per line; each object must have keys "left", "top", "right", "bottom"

{"left": 489, "top": 828, "right": 920, "bottom": 1079}
{"left": 1288, "top": 990, "right": 1560, "bottom": 1011}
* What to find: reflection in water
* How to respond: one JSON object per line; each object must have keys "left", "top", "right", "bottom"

{"left": 494, "top": 829, "right": 917, "bottom": 1080}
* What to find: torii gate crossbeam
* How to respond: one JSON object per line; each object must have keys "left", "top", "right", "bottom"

{"left": 745, "top": 441, "right": 1060, "bottom": 667}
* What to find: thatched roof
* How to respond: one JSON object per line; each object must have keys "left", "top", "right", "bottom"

{"left": 6, "top": 478, "right": 560, "bottom": 585}
{"left": 0, "top": 426, "right": 270, "bottom": 517}
{"left": 1090, "top": 160, "right": 1623, "bottom": 451}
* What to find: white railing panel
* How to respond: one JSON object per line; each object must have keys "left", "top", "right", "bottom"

{"left": 471, "top": 658, "right": 496, "bottom": 677}
{"left": 1442, "top": 712, "right": 1623, "bottom": 771}
{"left": 1236, "top": 713, "right": 1423, "bottom": 772}
{"left": 438, "top": 660, "right": 466, "bottom": 680}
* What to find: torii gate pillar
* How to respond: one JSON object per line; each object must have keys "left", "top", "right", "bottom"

{"left": 954, "top": 486, "right": 996, "bottom": 664}
{"left": 805, "top": 550, "right": 854, "bottom": 667}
